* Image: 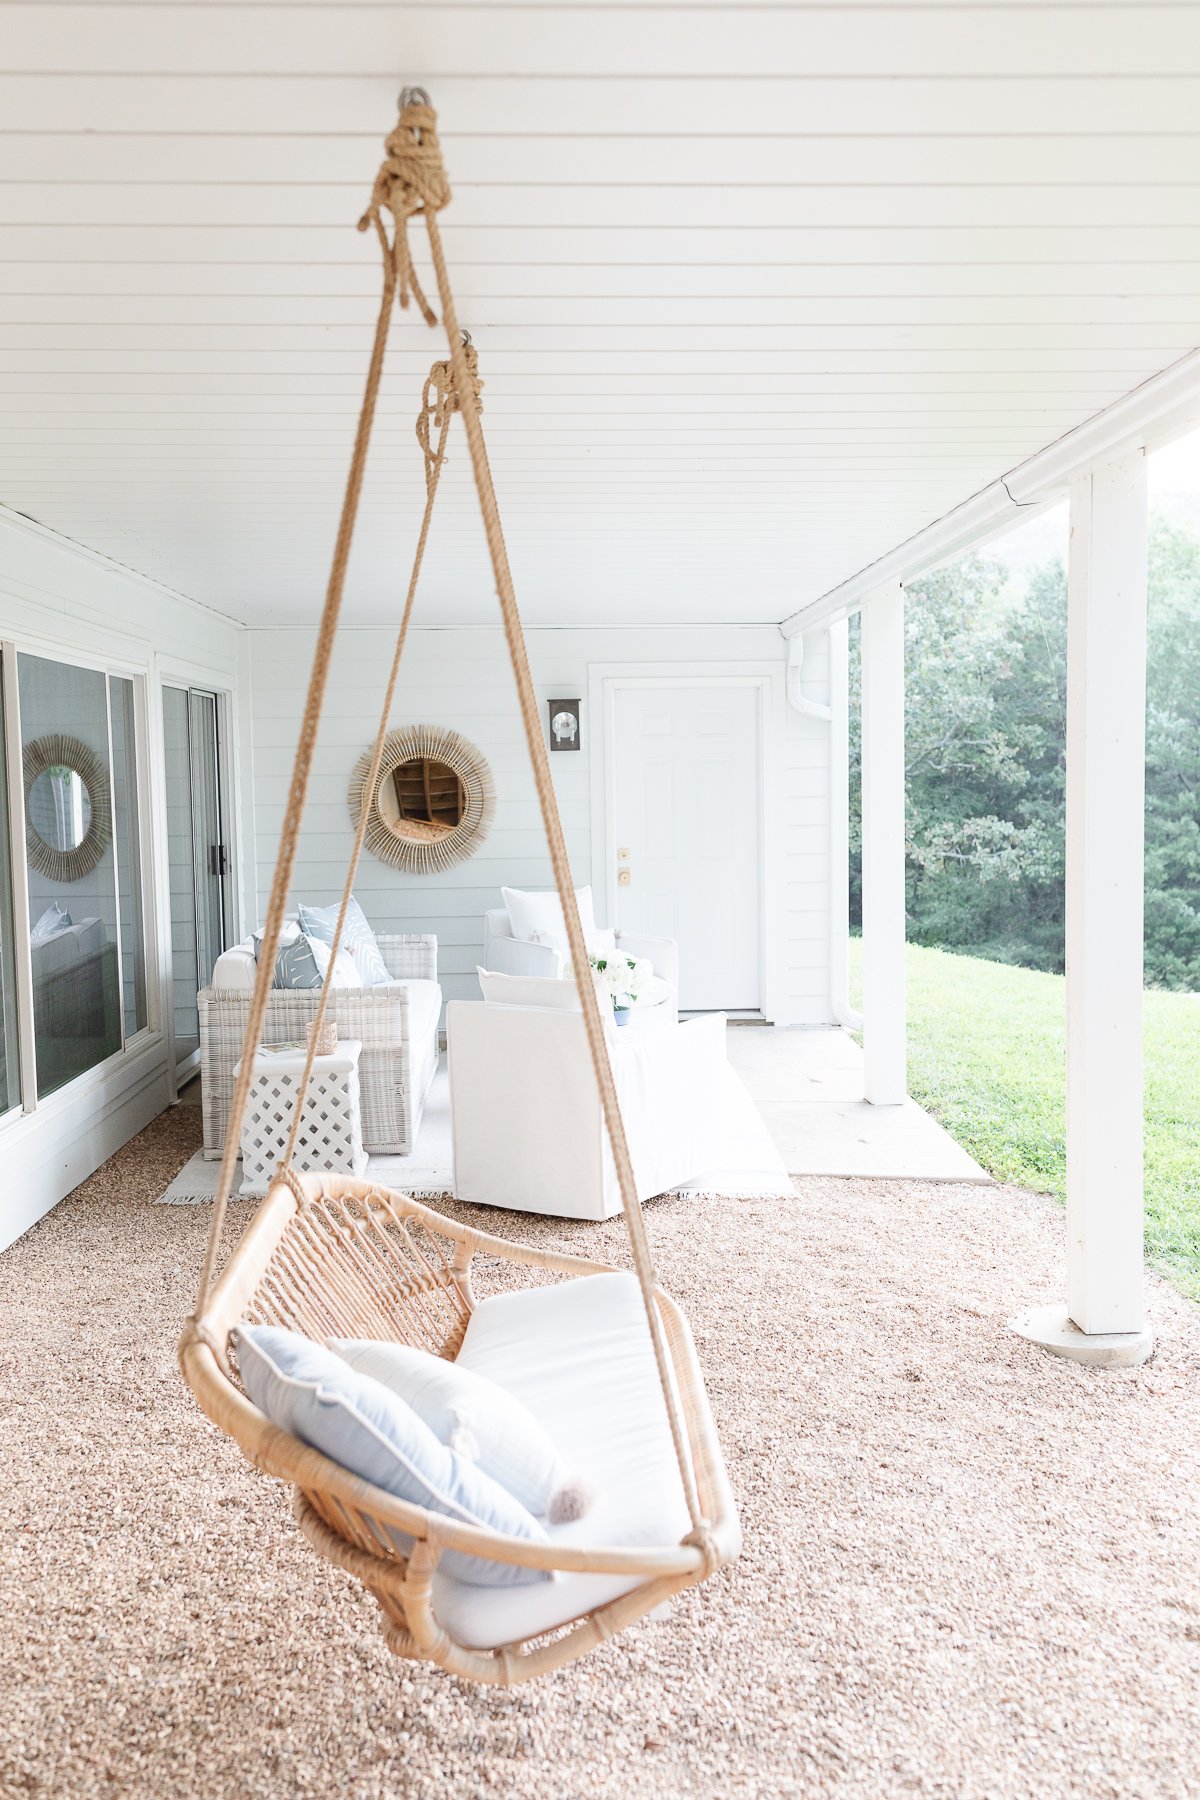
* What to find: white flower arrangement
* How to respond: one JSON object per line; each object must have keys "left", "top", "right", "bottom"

{"left": 588, "top": 950, "right": 650, "bottom": 1014}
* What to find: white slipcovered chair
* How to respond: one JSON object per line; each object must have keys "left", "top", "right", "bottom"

{"left": 447, "top": 982, "right": 726, "bottom": 1221}
{"left": 482, "top": 899, "right": 679, "bottom": 1028}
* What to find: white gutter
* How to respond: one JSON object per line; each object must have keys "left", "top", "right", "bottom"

{"left": 780, "top": 344, "right": 1200, "bottom": 638}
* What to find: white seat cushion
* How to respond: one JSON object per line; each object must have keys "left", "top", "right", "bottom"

{"left": 431, "top": 1271, "right": 691, "bottom": 1649}
{"left": 405, "top": 977, "right": 443, "bottom": 1100}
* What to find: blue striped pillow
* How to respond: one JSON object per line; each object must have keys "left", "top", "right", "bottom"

{"left": 299, "top": 897, "right": 391, "bottom": 986}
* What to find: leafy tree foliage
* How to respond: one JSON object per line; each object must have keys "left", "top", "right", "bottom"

{"left": 848, "top": 513, "right": 1200, "bottom": 989}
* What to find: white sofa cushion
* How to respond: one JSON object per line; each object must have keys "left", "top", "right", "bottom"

{"left": 500, "top": 886, "right": 616, "bottom": 961}
{"left": 431, "top": 1272, "right": 691, "bottom": 1649}
{"left": 212, "top": 943, "right": 257, "bottom": 992}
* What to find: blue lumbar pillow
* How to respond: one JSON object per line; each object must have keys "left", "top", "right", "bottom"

{"left": 298, "top": 897, "right": 391, "bottom": 987}
{"left": 234, "top": 1324, "right": 552, "bottom": 1588}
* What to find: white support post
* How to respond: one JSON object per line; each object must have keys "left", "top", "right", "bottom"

{"left": 827, "top": 618, "right": 861, "bottom": 1031}
{"left": 860, "top": 582, "right": 906, "bottom": 1105}
{"left": 1011, "top": 450, "right": 1153, "bottom": 1369}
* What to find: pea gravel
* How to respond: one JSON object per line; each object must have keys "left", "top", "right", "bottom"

{"left": 3, "top": 1102, "right": 1200, "bottom": 1800}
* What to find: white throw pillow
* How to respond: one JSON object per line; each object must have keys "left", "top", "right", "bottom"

{"left": 501, "top": 886, "right": 615, "bottom": 961}
{"left": 30, "top": 902, "right": 73, "bottom": 945}
{"left": 329, "top": 1339, "right": 592, "bottom": 1525}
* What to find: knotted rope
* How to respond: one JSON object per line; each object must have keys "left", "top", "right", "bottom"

{"left": 418, "top": 340, "right": 482, "bottom": 486}
{"left": 193, "top": 98, "right": 708, "bottom": 1544}
{"left": 357, "top": 95, "right": 450, "bottom": 328}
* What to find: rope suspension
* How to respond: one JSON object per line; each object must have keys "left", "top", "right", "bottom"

{"left": 191, "top": 94, "right": 709, "bottom": 1542}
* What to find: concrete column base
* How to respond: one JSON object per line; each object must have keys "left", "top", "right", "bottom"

{"left": 1009, "top": 1303, "right": 1153, "bottom": 1369}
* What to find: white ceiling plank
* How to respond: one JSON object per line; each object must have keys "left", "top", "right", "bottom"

{"left": 3, "top": 73, "right": 1200, "bottom": 137}
{"left": 3, "top": 132, "right": 1199, "bottom": 189}
{"left": 4, "top": 291, "right": 1199, "bottom": 329}
{"left": 8, "top": 181, "right": 1200, "bottom": 231}
{"left": 4, "top": 4, "right": 1198, "bottom": 79}
{"left": 3, "top": 259, "right": 1196, "bottom": 301}
{"left": 6, "top": 220, "right": 1200, "bottom": 266}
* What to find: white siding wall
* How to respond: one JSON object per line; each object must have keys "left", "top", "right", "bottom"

{"left": 0, "top": 508, "right": 246, "bottom": 1249}
{"left": 248, "top": 623, "right": 833, "bottom": 1026}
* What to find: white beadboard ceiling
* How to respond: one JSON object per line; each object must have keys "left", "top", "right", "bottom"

{"left": 2, "top": 1, "right": 1200, "bottom": 628}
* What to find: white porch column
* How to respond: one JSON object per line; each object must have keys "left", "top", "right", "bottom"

{"left": 860, "top": 581, "right": 906, "bottom": 1105}
{"left": 1011, "top": 449, "right": 1153, "bottom": 1368}
{"left": 827, "top": 618, "right": 861, "bottom": 1030}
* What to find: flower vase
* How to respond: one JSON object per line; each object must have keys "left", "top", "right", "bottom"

{"left": 612, "top": 1006, "right": 632, "bottom": 1028}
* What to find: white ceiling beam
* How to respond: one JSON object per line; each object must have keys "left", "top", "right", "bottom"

{"left": 779, "top": 346, "right": 1200, "bottom": 636}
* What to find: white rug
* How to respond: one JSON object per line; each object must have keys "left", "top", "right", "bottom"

{"left": 156, "top": 1058, "right": 791, "bottom": 1205}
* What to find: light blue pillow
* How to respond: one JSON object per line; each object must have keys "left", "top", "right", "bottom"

{"left": 330, "top": 1339, "right": 591, "bottom": 1524}
{"left": 299, "top": 897, "right": 391, "bottom": 986}
{"left": 235, "top": 1324, "right": 551, "bottom": 1588}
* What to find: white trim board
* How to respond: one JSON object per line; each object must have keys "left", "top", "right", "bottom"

{"left": 586, "top": 661, "right": 786, "bottom": 1025}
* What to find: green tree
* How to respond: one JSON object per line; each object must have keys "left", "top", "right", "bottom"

{"left": 848, "top": 514, "right": 1200, "bottom": 989}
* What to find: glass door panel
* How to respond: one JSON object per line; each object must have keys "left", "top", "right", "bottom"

{"left": 110, "top": 676, "right": 147, "bottom": 1039}
{"left": 18, "top": 653, "right": 122, "bottom": 1096}
{"left": 163, "top": 685, "right": 229, "bottom": 1076}
{"left": 0, "top": 662, "right": 21, "bottom": 1113}
{"left": 189, "top": 691, "right": 227, "bottom": 993}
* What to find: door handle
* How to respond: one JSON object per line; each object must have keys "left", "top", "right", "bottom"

{"left": 618, "top": 868, "right": 632, "bottom": 887}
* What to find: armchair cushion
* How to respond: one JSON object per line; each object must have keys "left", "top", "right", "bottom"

{"left": 500, "top": 886, "right": 615, "bottom": 961}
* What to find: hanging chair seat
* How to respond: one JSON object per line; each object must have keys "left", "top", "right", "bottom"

{"left": 180, "top": 1172, "right": 740, "bottom": 1684}
{"left": 436, "top": 1270, "right": 698, "bottom": 1649}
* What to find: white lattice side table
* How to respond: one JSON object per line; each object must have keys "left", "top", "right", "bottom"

{"left": 235, "top": 1038, "right": 369, "bottom": 1198}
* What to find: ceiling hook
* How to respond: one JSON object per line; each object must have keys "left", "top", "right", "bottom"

{"left": 461, "top": 329, "right": 473, "bottom": 349}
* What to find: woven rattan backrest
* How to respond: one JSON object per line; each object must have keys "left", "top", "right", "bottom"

{"left": 243, "top": 1186, "right": 471, "bottom": 1359}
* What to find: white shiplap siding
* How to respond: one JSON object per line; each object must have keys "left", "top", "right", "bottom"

{"left": 248, "top": 625, "right": 833, "bottom": 1025}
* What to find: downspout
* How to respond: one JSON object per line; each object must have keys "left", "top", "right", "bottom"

{"left": 785, "top": 629, "right": 862, "bottom": 1031}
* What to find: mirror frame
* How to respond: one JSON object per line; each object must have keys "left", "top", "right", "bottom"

{"left": 22, "top": 732, "right": 112, "bottom": 884}
{"left": 348, "top": 724, "right": 495, "bottom": 875}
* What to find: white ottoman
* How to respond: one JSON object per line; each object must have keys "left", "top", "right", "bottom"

{"left": 235, "top": 1038, "right": 368, "bottom": 1198}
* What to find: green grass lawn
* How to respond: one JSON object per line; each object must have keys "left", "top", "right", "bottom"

{"left": 848, "top": 940, "right": 1200, "bottom": 1301}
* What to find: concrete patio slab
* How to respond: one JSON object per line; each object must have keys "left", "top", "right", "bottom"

{"left": 726, "top": 1023, "right": 990, "bottom": 1182}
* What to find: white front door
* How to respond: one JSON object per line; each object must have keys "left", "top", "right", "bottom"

{"left": 610, "top": 683, "right": 761, "bottom": 1011}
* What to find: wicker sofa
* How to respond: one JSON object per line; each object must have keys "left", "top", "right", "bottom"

{"left": 198, "top": 932, "right": 439, "bottom": 1159}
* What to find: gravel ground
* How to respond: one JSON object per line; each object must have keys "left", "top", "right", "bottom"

{"left": 3, "top": 1104, "right": 1200, "bottom": 1800}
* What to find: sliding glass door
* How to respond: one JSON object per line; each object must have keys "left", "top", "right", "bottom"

{"left": 163, "top": 685, "right": 230, "bottom": 1076}
{"left": 17, "top": 653, "right": 148, "bottom": 1098}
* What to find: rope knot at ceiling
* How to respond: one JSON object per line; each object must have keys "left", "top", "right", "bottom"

{"left": 358, "top": 99, "right": 452, "bottom": 326}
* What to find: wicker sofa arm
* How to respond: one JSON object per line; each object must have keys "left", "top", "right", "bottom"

{"left": 377, "top": 932, "right": 438, "bottom": 982}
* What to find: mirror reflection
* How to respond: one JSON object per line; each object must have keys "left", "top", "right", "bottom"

{"left": 377, "top": 757, "right": 466, "bottom": 843}
{"left": 28, "top": 764, "right": 93, "bottom": 853}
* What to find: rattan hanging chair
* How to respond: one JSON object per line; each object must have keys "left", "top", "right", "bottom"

{"left": 178, "top": 92, "right": 740, "bottom": 1686}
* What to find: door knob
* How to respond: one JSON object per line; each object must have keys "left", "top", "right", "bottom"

{"left": 618, "top": 868, "right": 632, "bottom": 887}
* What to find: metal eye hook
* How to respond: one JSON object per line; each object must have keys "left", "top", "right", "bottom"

{"left": 398, "top": 84, "right": 432, "bottom": 138}
{"left": 461, "top": 329, "right": 473, "bottom": 350}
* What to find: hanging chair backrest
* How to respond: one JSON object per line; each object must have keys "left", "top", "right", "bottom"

{"left": 239, "top": 1183, "right": 474, "bottom": 1356}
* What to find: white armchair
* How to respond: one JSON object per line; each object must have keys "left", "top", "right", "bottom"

{"left": 447, "top": 1001, "right": 726, "bottom": 1221}
{"left": 482, "top": 906, "right": 679, "bottom": 1018}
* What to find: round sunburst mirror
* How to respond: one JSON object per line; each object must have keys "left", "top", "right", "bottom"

{"left": 23, "top": 733, "right": 112, "bottom": 883}
{"left": 349, "top": 725, "right": 495, "bottom": 875}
